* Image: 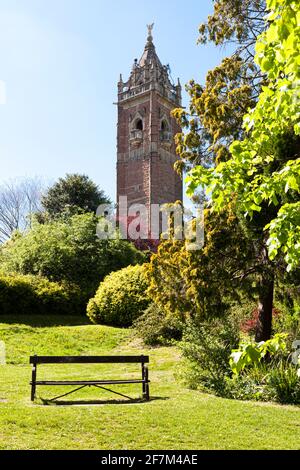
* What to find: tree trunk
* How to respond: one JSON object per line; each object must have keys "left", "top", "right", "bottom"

{"left": 255, "top": 274, "right": 274, "bottom": 342}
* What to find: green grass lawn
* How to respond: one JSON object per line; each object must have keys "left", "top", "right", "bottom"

{"left": 0, "top": 315, "right": 299, "bottom": 450}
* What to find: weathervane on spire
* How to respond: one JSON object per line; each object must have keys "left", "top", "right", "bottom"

{"left": 147, "top": 23, "right": 154, "bottom": 41}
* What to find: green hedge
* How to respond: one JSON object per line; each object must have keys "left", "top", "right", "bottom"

{"left": 0, "top": 213, "right": 146, "bottom": 298}
{"left": 0, "top": 273, "right": 83, "bottom": 316}
{"left": 87, "top": 265, "right": 150, "bottom": 327}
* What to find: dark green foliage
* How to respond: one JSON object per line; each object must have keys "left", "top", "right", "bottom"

{"left": 0, "top": 273, "right": 83, "bottom": 316}
{"left": 87, "top": 265, "right": 150, "bottom": 327}
{"left": 181, "top": 318, "right": 240, "bottom": 395}
{"left": 134, "top": 303, "right": 183, "bottom": 346}
{"left": 41, "top": 173, "right": 110, "bottom": 218}
{"left": 1, "top": 213, "right": 145, "bottom": 299}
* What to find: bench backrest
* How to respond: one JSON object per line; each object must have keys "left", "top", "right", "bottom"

{"left": 30, "top": 355, "right": 149, "bottom": 365}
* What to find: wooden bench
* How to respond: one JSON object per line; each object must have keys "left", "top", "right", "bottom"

{"left": 30, "top": 355, "right": 150, "bottom": 402}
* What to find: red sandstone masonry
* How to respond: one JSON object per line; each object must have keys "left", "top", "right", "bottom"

{"left": 116, "top": 29, "right": 183, "bottom": 223}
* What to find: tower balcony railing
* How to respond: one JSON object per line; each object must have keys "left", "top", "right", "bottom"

{"left": 119, "top": 83, "right": 151, "bottom": 102}
{"left": 160, "top": 131, "right": 172, "bottom": 142}
{"left": 130, "top": 130, "right": 143, "bottom": 143}
{"left": 118, "top": 82, "right": 180, "bottom": 105}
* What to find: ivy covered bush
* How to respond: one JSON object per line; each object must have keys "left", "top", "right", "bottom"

{"left": 0, "top": 273, "right": 83, "bottom": 316}
{"left": 87, "top": 265, "right": 150, "bottom": 327}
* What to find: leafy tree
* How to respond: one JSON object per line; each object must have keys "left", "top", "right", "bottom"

{"left": 198, "top": 0, "right": 266, "bottom": 48}
{"left": 170, "top": 1, "right": 274, "bottom": 340}
{"left": 41, "top": 174, "right": 110, "bottom": 218}
{"left": 169, "top": 0, "right": 272, "bottom": 340}
{"left": 1, "top": 213, "right": 145, "bottom": 298}
{"left": 145, "top": 207, "right": 254, "bottom": 322}
{"left": 173, "top": 0, "right": 267, "bottom": 172}
{"left": 184, "top": 0, "right": 300, "bottom": 339}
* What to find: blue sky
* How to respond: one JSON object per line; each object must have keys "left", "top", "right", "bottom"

{"left": 0, "top": 0, "right": 230, "bottom": 202}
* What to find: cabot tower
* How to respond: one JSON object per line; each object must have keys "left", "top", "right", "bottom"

{"left": 116, "top": 24, "right": 183, "bottom": 214}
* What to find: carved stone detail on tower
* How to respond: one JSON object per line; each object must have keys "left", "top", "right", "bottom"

{"left": 118, "top": 25, "right": 182, "bottom": 106}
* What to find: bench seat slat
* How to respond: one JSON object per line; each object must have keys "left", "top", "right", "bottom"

{"left": 30, "top": 356, "right": 149, "bottom": 364}
{"left": 33, "top": 380, "right": 149, "bottom": 386}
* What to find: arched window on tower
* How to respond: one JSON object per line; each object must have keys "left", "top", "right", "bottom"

{"left": 130, "top": 117, "right": 144, "bottom": 144}
{"left": 160, "top": 119, "right": 171, "bottom": 143}
{"left": 161, "top": 120, "right": 168, "bottom": 132}
{"left": 135, "top": 119, "right": 143, "bottom": 131}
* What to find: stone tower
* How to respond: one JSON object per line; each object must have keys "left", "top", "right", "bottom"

{"left": 116, "top": 25, "right": 182, "bottom": 228}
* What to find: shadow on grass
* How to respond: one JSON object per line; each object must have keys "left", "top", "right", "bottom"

{"left": 40, "top": 396, "right": 169, "bottom": 406}
{"left": 0, "top": 315, "right": 91, "bottom": 328}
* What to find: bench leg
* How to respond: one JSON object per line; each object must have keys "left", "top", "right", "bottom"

{"left": 142, "top": 365, "right": 146, "bottom": 398}
{"left": 142, "top": 364, "right": 150, "bottom": 401}
{"left": 31, "top": 365, "right": 37, "bottom": 402}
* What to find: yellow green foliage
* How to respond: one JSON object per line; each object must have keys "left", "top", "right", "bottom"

{"left": 198, "top": 0, "right": 266, "bottom": 46}
{"left": 0, "top": 273, "right": 83, "bottom": 316}
{"left": 172, "top": 1, "right": 266, "bottom": 170}
{"left": 87, "top": 265, "right": 150, "bottom": 327}
{"left": 145, "top": 208, "right": 252, "bottom": 321}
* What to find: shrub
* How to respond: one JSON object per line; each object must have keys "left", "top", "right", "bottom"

{"left": 240, "top": 307, "right": 282, "bottom": 335}
{"left": 266, "top": 362, "right": 300, "bottom": 404}
{"left": 274, "top": 274, "right": 300, "bottom": 338}
{"left": 1, "top": 213, "right": 145, "bottom": 298}
{"left": 227, "top": 336, "right": 300, "bottom": 404}
{"left": 223, "top": 361, "right": 300, "bottom": 404}
{"left": 273, "top": 301, "right": 300, "bottom": 340}
{"left": 134, "top": 303, "right": 183, "bottom": 346}
{"left": 229, "top": 333, "right": 288, "bottom": 375}
{"left": 180, "top": 318, "right": 240, "bottom": 395}
{"left": 224, "top": 372, "right": 266, "bottom": 401}
{"left": 0, "top": 273, "right": 83, "bottom": 316}
{"left": 180, "top": 315, "right": 300, "bottom": 404}
{"left": 87, "top": 265, "right": 150, "bottom": 327}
